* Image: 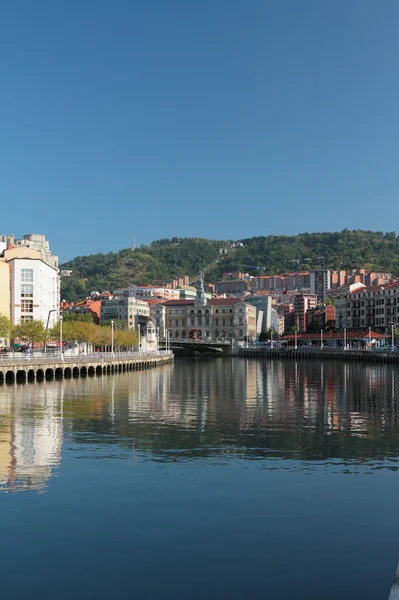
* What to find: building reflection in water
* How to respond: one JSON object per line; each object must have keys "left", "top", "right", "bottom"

{"left": 0, "top": 385, "right": 63, "bottom": 492}
{"left": 1, "top": 358, "right": 399, "bottom": 492}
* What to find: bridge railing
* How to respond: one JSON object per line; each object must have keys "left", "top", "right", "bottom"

{"left": 160, "top": 338, "right": 231, "bottom": 345}
{"left": 0, "top": 350, "right": 173, "bottom": 364}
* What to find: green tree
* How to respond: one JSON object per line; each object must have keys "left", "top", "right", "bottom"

{"left": 13, "top": 320, "right": 47, "bottom": 346}
{"left": 62, "top": 312, "right": 95, "bottom": 323}
{"left": 0, "top": 313, "right": 11, "bottom": 340}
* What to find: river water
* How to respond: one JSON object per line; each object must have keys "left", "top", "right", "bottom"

{"left": 1, "top": 357, "right": 399, "bottom": 599}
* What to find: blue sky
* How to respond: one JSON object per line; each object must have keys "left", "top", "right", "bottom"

{"left": 1, "top": 0, "right": 399, "bottom": 261}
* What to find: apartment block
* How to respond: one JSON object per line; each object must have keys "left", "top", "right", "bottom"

{"left": 100, "top": 297, "right": 150, "bottom": 329}
{"left": 4, "top": 246, "right": 59, "bottom": 328}
{"left": 215, "top": 279, "right": 249, "bottom": 295}
{"left": 335, "top": 282, "right": 399, "bottom": 334}
{"left": 310, "top": 269, "right": 331, "bottom": 302}
{"left": 170, "top": 275, "right": 190, "bottom": 288}
{"left": 293, "top": 294, "right": 317, "bottom": 332}
{"left": 113, "top": 285, "right": 180, "bottom": 300}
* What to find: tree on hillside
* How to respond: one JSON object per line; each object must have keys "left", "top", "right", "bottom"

{"left": 0, "top": 313, "right": 11, "bottom": 340}
{"left": 14, "top": 320, "right": 47, "bottom": 346}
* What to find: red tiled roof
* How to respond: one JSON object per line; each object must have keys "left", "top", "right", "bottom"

{"left": 145, "top": 298, "right": 165, "bottom": 305}
{"left": 207, "top": 298, "right": 243, "bottom": 306}
{"left": 361, "top": 281, "right": 399, "bottom": 292}
{"left": 162, "top": 299, "right": 195, "bottom": 306}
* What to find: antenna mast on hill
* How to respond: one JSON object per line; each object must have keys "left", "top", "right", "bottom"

{"left": 132, "top": 235, "right": 136, "bottom": 252}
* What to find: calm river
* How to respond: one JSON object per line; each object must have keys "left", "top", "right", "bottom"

{"left": 1, "top": 357, "right": 399, "bottom": 599}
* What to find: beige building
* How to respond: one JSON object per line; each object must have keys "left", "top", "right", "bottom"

{"left": 335, "top": 281, "right": 399, "bottom": 334}
{"left": 162, "top": 279, "right": 257, "bottom": 342}
{"left": 0, "top": 260, "right": 10, "bottom": 345}
{"left": 0, "top": 260, "right": 10, "bottom": 319}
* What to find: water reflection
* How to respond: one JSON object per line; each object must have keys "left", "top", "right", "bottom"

{"left": 1, "top": 358, "right": 399, "bottom": 492}
{"left": 0, "top": 385, "right": 63, "bottom": 492}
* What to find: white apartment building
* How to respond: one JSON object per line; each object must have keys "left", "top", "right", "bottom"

{"left": 6, "top": 248, "right": 59, "bottom": 327}
{"left": 100, "top": 297, "right": 150, "bottom": 329}
{"left": 0, "top": 233, "right": 60, "bottom": 329}
{"left": 113, "top": 285, "right": 180, "bottom": 300}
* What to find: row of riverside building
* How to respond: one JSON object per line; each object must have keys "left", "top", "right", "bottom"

{"left": 1, "top": 233, "right": 397, "bottom": 348}
{"left": 67, "top": 267, "right": 399, "bottom": 343}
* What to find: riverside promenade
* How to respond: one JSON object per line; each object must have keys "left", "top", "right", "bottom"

{"left": 0, "top": 350, "right": 174, "bottom": 384}
{"left": 239, "top": 347, "right": 399, "bottom": 364}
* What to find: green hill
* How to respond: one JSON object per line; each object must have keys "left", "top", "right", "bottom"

{"left": 60, "top": 230, "right": 399, "bottom": 301}
{"left": 60, "top": 237, "right": 225, "bottom": 301}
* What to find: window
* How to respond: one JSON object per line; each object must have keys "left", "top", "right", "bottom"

{"left": 21, "top": 315, "right": 33, "bottom": 322}
{"left": 21, "top": 299, "right": 33, "bottom": 313}
{"left": 222, "top": 319, "right": 226, "bottom": 326}
{"left": 215, "top": 318, "right": 219, "bottom": 326}
{"left": 21, "top": 269, "right": 33, "bottom": 282}
{"left": 21, "top": 284, "right": 33, "bottom": 298}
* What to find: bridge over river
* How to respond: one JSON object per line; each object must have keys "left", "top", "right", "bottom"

{"left": 0, "top": 351, "right": 173, "bottom": 385}
{"left": 159, "top": 339, "right": 232, "bottom": 355}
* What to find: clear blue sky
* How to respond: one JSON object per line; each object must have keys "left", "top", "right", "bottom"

{"left": 2, "top": 0, "right": 399, "bottom": 262}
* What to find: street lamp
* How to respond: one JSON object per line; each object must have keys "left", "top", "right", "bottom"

{"left": 344, "top": 327, "right": 347, "bottom": 351}
{"left": 368, "top": 326, "right": 372, "bottom": 351}
{"left": 138, "top": 324, "right": 141, "bottom": 354}
{"left": 59, "top": 314, "right": 63, "bottom": 361}
{"left": 111, "top": 320, "right": 114, "bottom": 356}
{"left": 392, "top": 322, "right": 395, "bottom": 351}
{"left": 44, "top": 309, "right": 57, "bottom": 355}
{"left": 321, "top": 328, "right": 324, "bottom": 350}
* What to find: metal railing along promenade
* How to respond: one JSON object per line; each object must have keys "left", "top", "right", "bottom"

{"left": 0, "top": 350, "right": 172, "bottom": 365}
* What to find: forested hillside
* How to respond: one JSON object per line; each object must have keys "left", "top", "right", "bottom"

{"left": 60, "top": 237, "right": 225, "bottom": 301}
{"left": 61, "top": 231, "right": 399, "bottom": 301}
{"left": 206, "top": 230, "right": 399, "bottom": 279}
